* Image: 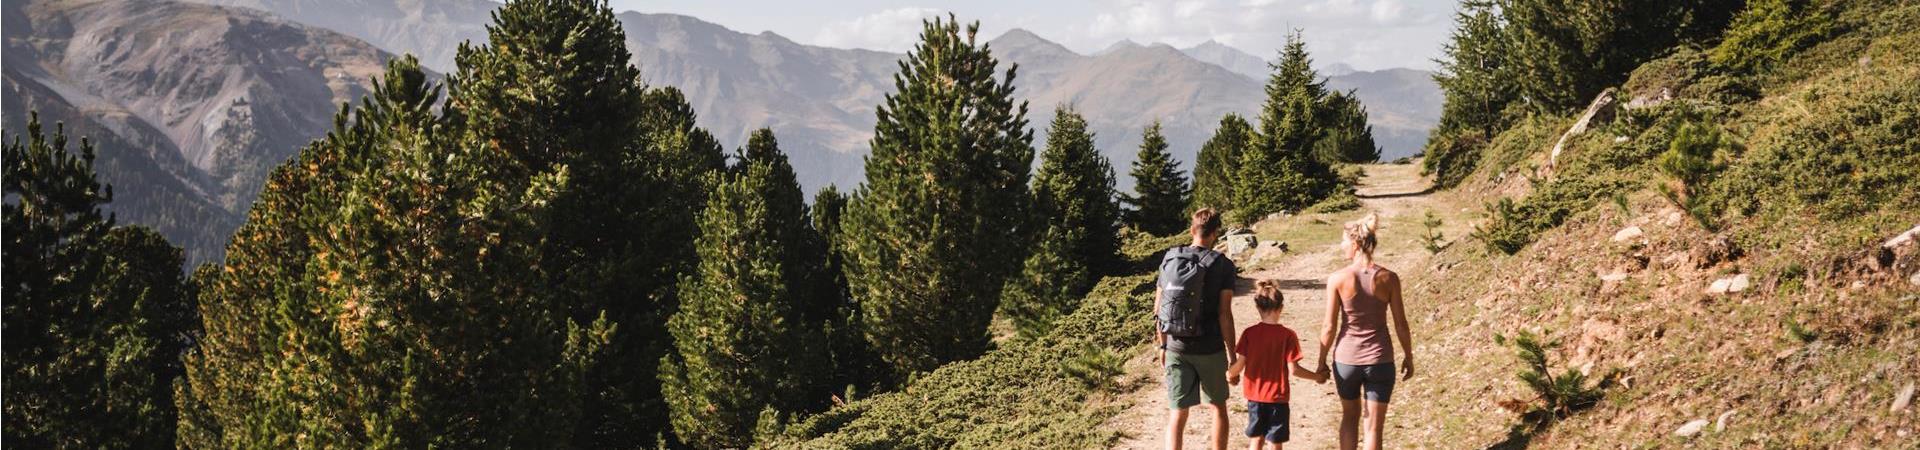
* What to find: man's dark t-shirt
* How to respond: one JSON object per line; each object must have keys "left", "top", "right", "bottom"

{"left": 1165, "top": 246, "right": 1238, "bottom": 355}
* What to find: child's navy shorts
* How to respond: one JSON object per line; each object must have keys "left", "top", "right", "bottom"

{"left": 1245, "top": 400, "right": 1290, "bottom": 443}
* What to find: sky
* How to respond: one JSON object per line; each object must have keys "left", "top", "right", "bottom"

{"left": 607, "top": 0, "right": 1460, "bottom": 71}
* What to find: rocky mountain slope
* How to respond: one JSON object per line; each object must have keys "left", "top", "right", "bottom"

{"left": 184, "top": 0, "right": 1442, "bottom": 191}
{"left": 3, "top": 0, "right": 398, "bottom": 263}
{"left": 1182, "top": 41, "right": 1441, "bottom": 159}
{"left": 180, "top": 0, "right": 494, "bottom": 72}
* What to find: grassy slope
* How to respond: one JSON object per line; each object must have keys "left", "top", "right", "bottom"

{"left": 1393, "top": 1, "right": 1920, "bottom": 447}
{"left": 776, "top": 233, "right": 1185, "bottom": 449}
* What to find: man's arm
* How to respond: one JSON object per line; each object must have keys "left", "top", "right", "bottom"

{"left": 1218, "top": 288, "right": 1236, "bottom": 364}
{"left": 1153, "top": 287, "right": 1166, "bottom": 363}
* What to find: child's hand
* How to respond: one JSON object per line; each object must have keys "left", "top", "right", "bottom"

{"left": 1227, "top": 373, "right": 1241, "bottom": 386}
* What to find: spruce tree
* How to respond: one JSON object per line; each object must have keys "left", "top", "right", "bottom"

{"left": 1192, "top": 114, "right": 1254, "bottom": 213}
{"left": 447, "top": 0, "right": 722, "bottom": 444}
{"left": 4, "top": 114, "right": 194, "bottom": 448}
{"left": 1031, "top": 107, "right": 1121, "bottom": 270}
{"left": 660, "top": 133, "right": 832, "bottom": 448}
{"left": 1122, "top": 122, "right": 1192, "bottom": 236}
{"left": 840, "top": 15, "right": 1035, "bottom": 376}
{"left": 178, "top": 56, "right": 608, "bottom": 447}
{"left": 1313, "top": 90, "right": 1381, "bottom": 164}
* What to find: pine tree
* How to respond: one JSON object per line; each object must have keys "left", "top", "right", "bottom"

{"left": 1237, "top": 83, "right": 1333, "bottom": 219}
{"left": 1234, "top": 32, "right": 1340, "bottom": 221}
{"left": 1192, "top": 114, "right": 1254, "bottom": 213}
{"left": 660, "top": 133, "right": 832, "bottom": 448}
{"left": 840, "top": 15, "right": 1035, "bottom": 377}
{"left": 998, "top": 225, "right": 1094, "bottom": 341}
{"left": 1000, "top": 108, "right": 1120, "bottom": 338}
{"left": 4, "top": 114, "right": 194, "bottom": 448}
{"left": 1122, "top": 122, "right": 1192, "bottom": 235}
{"left": 1031, "top": 107, "right": 1122, "bottom": 270}
{"left": 1497, "top": 0, "right": 1736, "bottom": 112}
{"left": 1434, "top": 0, "right": 1516, "bottom": 138}
{"left": 447, "top": 0, "right": 723, "bottom": 444}
{"left": 178, "top": 56, "right": 608, "bottom": 447}
{"left": 1313, "top": 90, "right": 1381, "bottom": 164}
{"left": 809, "top": 185, "right": 882, "bottom": 393}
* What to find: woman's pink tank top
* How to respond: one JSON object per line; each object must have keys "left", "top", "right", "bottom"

{"left": 1334, "top": 265, "right": 1393, "bottom": 365}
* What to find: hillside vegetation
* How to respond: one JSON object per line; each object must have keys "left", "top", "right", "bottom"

{"left": 1398, "top": 0, "right": 1920, "bottom": 446}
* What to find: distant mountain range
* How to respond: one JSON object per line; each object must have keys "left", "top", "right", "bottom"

{"left": 3, "top": 0, "right": 400, "bottom": 263}
{"left": 4, "top": 0, "right": 1441, "bottom": 262}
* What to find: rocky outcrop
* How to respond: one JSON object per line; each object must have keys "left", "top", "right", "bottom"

{"left": 1545, "top": 88, "right": 1619, "bottom": 178}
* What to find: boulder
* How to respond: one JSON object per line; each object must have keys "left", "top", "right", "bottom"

{"left": 1714, "top": 409, "right": 1738, "bottom": 432}
{"left": 1705, "top": 274, "right": 1751, "bottom": 295}
{"left": 1546, "top": 88, "right": 1619, "bottom": 177}
{"left": 1674, "top": 419, "right": 1710, "bottom": 437}
{"left": 1611, "top": 226, "right": 1644, "bottom": 243}
{"left": 1894, "top": 383, "right": 1916, "bottom": 413}
{"left": 1222, "top": 232, "right": 1258, "bottom": 257}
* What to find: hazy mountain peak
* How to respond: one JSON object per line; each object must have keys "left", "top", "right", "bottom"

{"left": 1097, "top": 39, "right": 1142, "bottom": 55}
{"left": 1178, "top": 39, "right": 1268, "bottom": 79}
{"left": 988, "top": 27, "right": 1078, "bottom": 63}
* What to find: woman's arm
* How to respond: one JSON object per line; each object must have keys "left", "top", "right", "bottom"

{"left": 1384, "top": 271, "right": 1415, "bottom": 380}
{"left": 1318, "top": 272, "right": 1343, "bottom": 370}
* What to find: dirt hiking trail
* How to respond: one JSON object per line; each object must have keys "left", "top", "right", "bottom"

{"left": 1104, "top": 164, "right": 1440, "bottom": 449}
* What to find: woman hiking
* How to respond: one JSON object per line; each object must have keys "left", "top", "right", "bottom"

{"left": 1316, "top": 213, "right": 1414, "bottom": 450}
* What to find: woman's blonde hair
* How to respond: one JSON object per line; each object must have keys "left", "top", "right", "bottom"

{"left": 1253, "top": 279, "right": 1283, "bottom": 311}
{"left": 1344, "top": 212, "right": 1380, "bottom": 256}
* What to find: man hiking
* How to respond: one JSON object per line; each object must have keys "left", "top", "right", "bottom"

{"left": 1155, "top": 207, "right": 1239, "bottom": 450}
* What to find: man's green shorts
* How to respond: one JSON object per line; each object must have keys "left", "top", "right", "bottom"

{"left": 1165, "top": 350, "right": 1229, "bottom": 409}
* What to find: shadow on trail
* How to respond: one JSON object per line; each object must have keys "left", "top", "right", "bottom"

{"left": 1233, "top": 277, "right": 1327, "bottom": 293}
{"left": 1355, "top": 185, "right": 1436, "bottom": 200}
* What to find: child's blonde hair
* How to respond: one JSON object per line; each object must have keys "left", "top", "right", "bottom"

{"left": 1253, "top": 279, "right": 1283, "bottom": 312}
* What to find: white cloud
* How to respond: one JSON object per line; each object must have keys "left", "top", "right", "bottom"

{"left": 812, "top": 7, "right": 947, "bottom": 52}
{"left": 1058, "top": 0, "right": 1448, "bottom": 69}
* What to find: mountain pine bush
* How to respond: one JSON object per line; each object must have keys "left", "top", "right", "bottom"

{"left": 839, "top": 15, "right": 1036, "bottom": 377}
{"left": 4, "top": 114, "right": 194, "bottom": 448}
{"left": 1122, "top": 122, "right": 1191, "bottom": 236}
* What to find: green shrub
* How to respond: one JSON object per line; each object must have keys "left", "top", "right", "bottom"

{"left": 1304, "top": 189, "right": 1361, "bottom": 214}
{"left": 1421, "top": 130, "right": 1485, "bottom": 190}
{"left": 1473, "top": 176, "right": 1638, "bottom": 254}
{"left": 1656, "top": 122, "right": 1734, "bottom": 230}
{"left": 1707, "top": 68, "right": 1920, "bottom": 220}
{"left": 1061, "top": 347, "right": 1128, "bottom": 392}
{"left": 1421, "top": 210, "right": 1447, "bottom": 254}
{"left": 1495, "top": 331, "right": 1608, "bottom": 428}
{"left": 1710, "top": 0, "right": 1835, "bottom": 74}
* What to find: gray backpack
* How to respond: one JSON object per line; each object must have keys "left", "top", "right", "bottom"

{"left": 1157, "top": 246, "right": 1220, "bottom": 338}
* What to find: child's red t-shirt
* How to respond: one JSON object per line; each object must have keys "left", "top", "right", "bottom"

{"left": 1234, "top": 322, "right": 1303, "bottom": 403}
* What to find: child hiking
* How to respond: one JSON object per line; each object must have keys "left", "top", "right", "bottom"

{"left": 1228, "top": 279, "right": 1327, "bottom": 450}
